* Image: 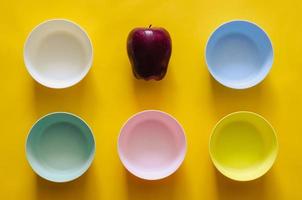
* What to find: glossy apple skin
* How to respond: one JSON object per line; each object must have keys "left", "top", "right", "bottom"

{"left": 127, "top": 27, "right": 172, "bottom": 80}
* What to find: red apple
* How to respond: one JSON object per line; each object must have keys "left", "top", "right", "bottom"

{"left": 127, "top": 25, "right": 172, "bottom": 80}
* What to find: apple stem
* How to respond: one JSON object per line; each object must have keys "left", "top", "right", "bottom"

{"left": 149, "top": 24, "right": 152, "bottom": 28}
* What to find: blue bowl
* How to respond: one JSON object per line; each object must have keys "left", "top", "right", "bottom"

{"left": 26, "top": 112, "right": 95, "bottom": 182}
{"left": 206, "top": 20, "right": 273, "bottom": 89}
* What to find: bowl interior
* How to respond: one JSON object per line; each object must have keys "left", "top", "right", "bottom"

{"left": 26, "top": 113, "right": 95, "bottom": 182}
{"left": 118, "top": 111, "right": 186, "bottom": 180}
{"left": 209, "top": 112, "right": 278, "bottom": 181}
{"left": 24, "top": 20, "right": 93, "bottom": 88}
{"left": 206, "top": 21, "right": 273, "bottom": 89}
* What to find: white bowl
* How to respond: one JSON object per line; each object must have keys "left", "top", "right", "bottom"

{"left": 24, "top": 19, "right": 93, "bottom": 88}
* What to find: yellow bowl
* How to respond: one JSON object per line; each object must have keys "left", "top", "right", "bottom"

{"left": 209, "top": 111, "right": 278, "bottom": 181}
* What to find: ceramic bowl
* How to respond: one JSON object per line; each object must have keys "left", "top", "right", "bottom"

{"left": 205, "top": 20, "right": 273, "bottom": 89}
{"left": 24, "top": 19, "right": 93, "bottom": 88}
{"left": 209, "top": 111, "right": 278, "bottom": 181}
{"left": 118, "top": 110, "right": 187, "bottom": 180}
{"left": 26, "top": 112, "right": 95, "bottom": 182}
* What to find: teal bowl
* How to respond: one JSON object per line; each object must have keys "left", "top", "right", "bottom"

{"left": 26, "top": 112, "right": 95, "bottom": 182}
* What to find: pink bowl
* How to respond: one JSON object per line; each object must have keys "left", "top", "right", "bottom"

{"left": 118, "top": 110, "right": 187, "bottom": 180}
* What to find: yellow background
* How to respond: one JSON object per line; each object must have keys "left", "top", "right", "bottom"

{"left": 1, "top": 0, "right": 301, "bottom": 199}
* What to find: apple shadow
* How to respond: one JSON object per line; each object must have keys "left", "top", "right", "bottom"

{"left": 34, "top": 164, "right": 100, "bottom": 200}
{"left": 131, "top": 64, "right": 177, "bottom": 111}
{"left": 208, "top": 73, "right": 276, "bottom": 118}
{"left": 213, "top": 166, "right": 279, "bottom": 200}
{"left": 125, "top": 164, "right": 188, "bottom": 200}
{"left": 32, "top": 72, "right": 99, "bottom": 120}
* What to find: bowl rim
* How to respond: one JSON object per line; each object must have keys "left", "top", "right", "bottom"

{"left": 117, "top": 109, "right": 187, "bottom": 180}
{"left": 23, "top": 19, "right": 94, "bottom": 89}
{"left": 25, "top": 111, "right": 96, "bottom": 182}
{"left": 209, "top": 111, "right": 278, "bottom": 181}
{"left": 204, "top": 19, "right": 274, "bottom": 90}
